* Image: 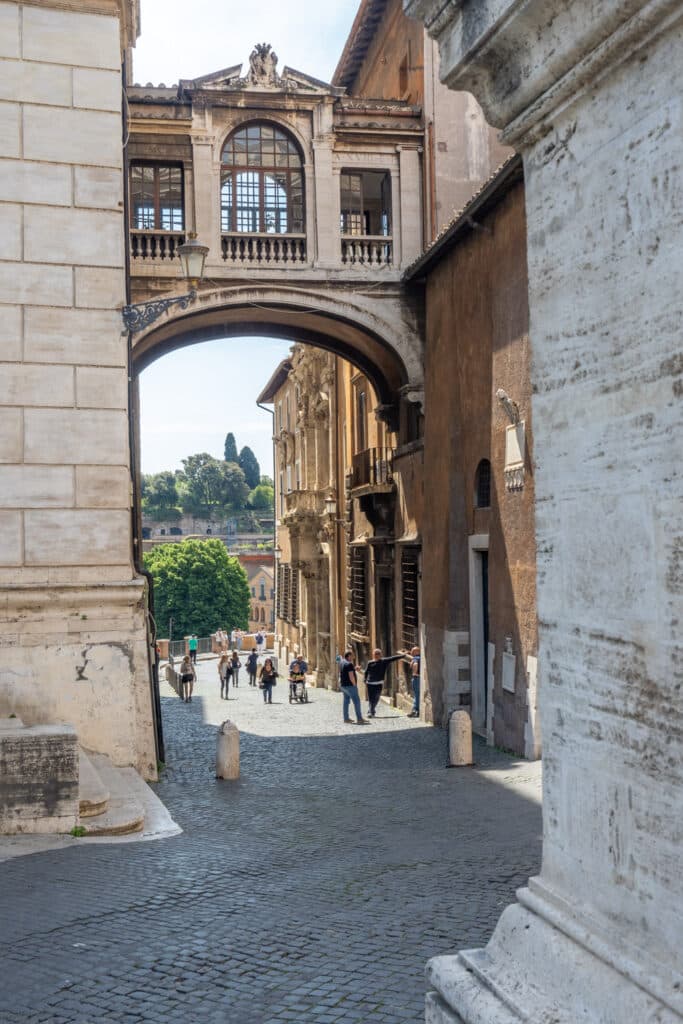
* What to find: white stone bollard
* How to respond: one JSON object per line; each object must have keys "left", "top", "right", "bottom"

{"left": 449, "top": 710, "right": 473, "bottom": 767}
{"left": 216, "top": 720, "right": 240, "bottom": 780}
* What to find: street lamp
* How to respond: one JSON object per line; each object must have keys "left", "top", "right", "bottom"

{"left": 324, "top": 494, "right": 337, "bottom": 518}
{"left": 122, "top": 232, "right": 209, "bottom": 333}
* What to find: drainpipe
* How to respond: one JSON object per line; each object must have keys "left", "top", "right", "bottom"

{"left": 121, "top": 51, "right": 164, "bottom": 765}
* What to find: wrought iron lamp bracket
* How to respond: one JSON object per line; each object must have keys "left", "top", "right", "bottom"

{"left": 121, "top": 289, "right": 197, "bottom": 334}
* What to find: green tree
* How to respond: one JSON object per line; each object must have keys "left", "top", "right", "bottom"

{"left": 238, "top": 445, "right": 260, "bottom": 489}
{"left": 249, "top": 483, "right": 275, "bottom": 509}
{"left": 144, "top": 538, "right": 250, "bottom": 637}
{"left": 141, "top": 471, "right": 181, "bottom": 521}
{"left": 260, "top": 475, "right": 274, "bottom": 488}
{"left": 224, "top": 432, "right": 238, "bottom": 463}
{"left": 178, "top": 453, "right": 249, "bottom": 516}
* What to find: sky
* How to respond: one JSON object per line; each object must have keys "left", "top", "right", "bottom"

{"left": 135, "top": 0, "right": 362, "bottom": 476}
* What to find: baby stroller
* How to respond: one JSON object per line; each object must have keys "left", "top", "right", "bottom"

{"left": 288, "top": 663, "right": 309, "bottom": 704}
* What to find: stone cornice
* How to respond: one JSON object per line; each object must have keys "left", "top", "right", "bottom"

{"left": 404, "top": 0, "right": 683, "bottom": 142}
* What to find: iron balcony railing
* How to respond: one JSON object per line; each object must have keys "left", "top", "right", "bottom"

{"left": 341, "top": 235, "right": 393, "bottom": 267}
{"left": 350, "top": 446, "right": 394, "bottom": 489}
{"left": 130, "top": 229, "right": 186, "bottom": 261}
{"left": 221, "top": 232, "right": 307, "bottom": 265}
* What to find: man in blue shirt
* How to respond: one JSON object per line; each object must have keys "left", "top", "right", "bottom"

{"left": 339, "top": 650, "right": 367, "bottom": 724}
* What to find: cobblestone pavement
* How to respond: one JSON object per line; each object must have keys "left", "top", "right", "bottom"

{"left": 0, "top": 659, "right": 542, "bottom": 1024}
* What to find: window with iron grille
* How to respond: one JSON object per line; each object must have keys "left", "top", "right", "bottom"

{"left": 277, "top": 563, "right": 298, "bottom": 624}
{"left": 475, "top": 459, "right": 491, "bottom": 508}
{"left": 220, "top": 122, "right": 304, "bottom": 234}
{"left": 350, "top": 546, "right": 368, "bottom": 636}
{"left": 401, "top": 548, "right": 420, "bottom": 649}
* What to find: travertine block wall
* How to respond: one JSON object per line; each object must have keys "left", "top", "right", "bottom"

{"left": 0, "top": 1, "right": 155, "bottom": 778}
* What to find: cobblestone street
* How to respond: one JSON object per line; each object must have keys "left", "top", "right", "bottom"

{"left": 0, "top": 660, "right": 542, "bottom": 1024}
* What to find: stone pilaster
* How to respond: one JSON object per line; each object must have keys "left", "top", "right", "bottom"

{"left": 404, "top": 0, "right": 683, "bottom": 1020}
{"left": 0, "top": 1, "right": 155, "bottom": 778}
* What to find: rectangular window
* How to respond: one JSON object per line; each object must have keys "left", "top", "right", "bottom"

{"left": 355, "top": 387, "right": 367, "bottom": 454}
{"left": 350, "top": 546, "right": 368, "bottom": 637}
{"left": 340, "top": 171, "right": 391, "bottom": 236}
{"left": 130, "top": 164, "right": 184, "bottom": 231}
{"left": 401, "top": 548, "right": 420, "bottom": 649}
{"left": 259, "top": 582, "right": 266, "bottom": 600}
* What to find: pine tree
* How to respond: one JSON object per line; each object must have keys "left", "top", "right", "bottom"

{"left": 238, "top": 446, "right": 261, "bottom": 490}
{"left": 224, "top": 432, "right": 238, "bottom": 463}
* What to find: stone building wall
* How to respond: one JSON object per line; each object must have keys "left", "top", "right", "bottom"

{"left": 0, "top": 1, "right": 156, "bottom": 777}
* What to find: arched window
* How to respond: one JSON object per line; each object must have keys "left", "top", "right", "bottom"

{"left": 475, "top": 459, "right": 491, "bottom": 508}
{"left": 260, "top": 608, "right": 266, "bottom": 623}
{"left": 220, "top": 123, "right": 304, "bottom": 234}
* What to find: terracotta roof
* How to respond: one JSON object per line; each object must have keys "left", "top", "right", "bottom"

{"left": 332, "top": 0, "right": 391, "bottom": 90}
{"left": 403, "top": 154, "right": 523, "bottom": 281}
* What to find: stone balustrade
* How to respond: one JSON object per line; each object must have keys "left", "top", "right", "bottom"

{"left": 130, "top": 229, "right": 186, "bottom": 261}
{"left": 221, "top": 233, "right": 307, "bottom": 265}
{"left": 341, "top": 236, "right": 393, "bottom": 266}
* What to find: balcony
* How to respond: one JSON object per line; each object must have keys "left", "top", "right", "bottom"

{"left": 341, "top": 236, "right": 393, "bottom": 267}
{"left": 221, "top": 233, "right": 307, "bottom": 265}
{"left": 350, "top": 447, "right": 394, "bottom": 491}
{"left": 130, "top": 229, "right": 186, "bottom": 261}
{"left": 283, "top": 489, "right": 325, "bottom": 517}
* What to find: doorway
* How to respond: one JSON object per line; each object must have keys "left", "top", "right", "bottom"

{"left": 469, "top": 535, "right": 489, "bottom": 736}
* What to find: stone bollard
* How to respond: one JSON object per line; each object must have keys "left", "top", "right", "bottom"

{"left": 449, "top": 709, "right": 473, "bottom": 767}
{"left": 216, "top": 720, "right": 240, "bottom": 780}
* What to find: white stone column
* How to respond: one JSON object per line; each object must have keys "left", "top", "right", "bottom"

{"left": 404, "top": 0, "right": 683, "bottom": 1020}
{"left": 0, "top": 1, "right": 156, "bottom": 779}
{"left": 397, "top": 146, "right": 422, "bottom": 268}
{"left": 312, "top": 136, "right": 339, "bottom": 268}
{"left": 191, "top": 134, "right": 219, "bottom": 266}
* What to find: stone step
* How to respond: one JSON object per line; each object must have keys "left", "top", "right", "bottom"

{"left": 78, "top": 749, "right": 110, "bottom": 818}
{"left": 79, "top": 753, "right": 144, "bottom": 837}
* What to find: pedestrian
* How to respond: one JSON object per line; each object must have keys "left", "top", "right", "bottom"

{"left": 179, "top": 654, "right": 196, "bottom": 703}
{"left": 230, "top": 649, "right": 242, "bottom": 687}
{"left": 217, "top": 653, "right": 231, "bottom": 700}
{"left": 188, "top": 634, "right": 198, "bottom": 664}
{"left": 246, "top": 647, "right": 259, "bottom": 686}
{"left": 288, "top": 654, "right": 307, "bottom": 702}
{"left": 406, "top": 646, "right": 421, "bottom": 717}
{"left": 256, "top": 629, "right": 265, "bottom": 654}
{"left": 363, "top": 647, "right": 406, "bottom": 718}
{"left": 339, "top": 650, "right": 367, "bottom": 724}
{"left": 236, "top": 628, "right": 243, "bottom": 651}
{"left": 259, "top": 657, "right": 278, "bottom": 704}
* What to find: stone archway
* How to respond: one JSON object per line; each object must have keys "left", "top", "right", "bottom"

{"left": 130, "top": 281, "right": 424, "bottom": 417}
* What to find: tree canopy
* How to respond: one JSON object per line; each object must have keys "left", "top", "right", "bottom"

{"left": 177, "top": 453, "right": 250, "bottom": 517}
{"left": 144, "top": 538, "right": 250, "bottom": 638}
{"left": 238, "top": 445, "right": 261, "bottom": 489}
{"left": 249, "top": 483, "right": 275, "bottom": 509}
{"left": 141, "top": 471, "right": 181, "bottom": 520}
{"left": 224, "top": 432, "right": 238, "bottom": 463}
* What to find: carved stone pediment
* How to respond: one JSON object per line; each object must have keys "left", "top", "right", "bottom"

{"left": 181, "top": 46, "right": 341, "bottom": 97}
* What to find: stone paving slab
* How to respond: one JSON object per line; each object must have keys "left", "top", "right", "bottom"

{"left": 0, "top": 660, "right": 541, "bottom": 1023}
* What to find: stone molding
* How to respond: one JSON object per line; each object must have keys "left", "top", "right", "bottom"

{"left": 1, "top": 579, "right": 146, "bottom": 612}
{"left": 404, "top": 0, "right": 683, "bottom": 143}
